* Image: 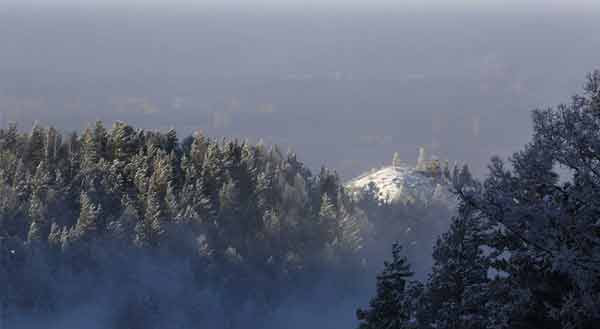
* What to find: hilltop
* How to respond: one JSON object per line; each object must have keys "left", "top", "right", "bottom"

{"left": 346, "top": 148, "right": 457, "bottom": 206}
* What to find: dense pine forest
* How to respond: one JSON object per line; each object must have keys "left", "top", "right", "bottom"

{"left": 2, "top": 71, "right": 600, "bottom": 329}
{"left": 0, "top": 112, "right": 453, "bottom": 328}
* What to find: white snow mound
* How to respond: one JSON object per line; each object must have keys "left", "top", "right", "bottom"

{"left": 346, "top": 164, "right": 454, "bottom": 205}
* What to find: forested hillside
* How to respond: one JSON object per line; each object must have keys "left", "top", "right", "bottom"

{"left": 0, "top": 120, "right": 454, "bottom": 328}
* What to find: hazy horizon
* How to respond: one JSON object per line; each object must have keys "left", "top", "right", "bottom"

{"left": 1, "top": 0, "right": 599, "bottom": 178}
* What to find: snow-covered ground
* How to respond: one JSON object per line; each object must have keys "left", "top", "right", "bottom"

{"left": 346, "top": 164, "right": 454, "bottom": 205}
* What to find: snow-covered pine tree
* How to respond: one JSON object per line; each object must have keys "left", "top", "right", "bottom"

{"left": 459, "top": 70, "right": 600, "bottom": 329}
{"left": 81, "top": 126, "right": 99, "bottom": 167}
{"left": 74, "top": 191, "right": 101, "bottom": 241}
{"left": 135, "top": 185, "right": 166, "bottom": 248}
{"left": 356, "top": 243, "right": 415, "bottom": 329}
{"left": 25, "top": 124, "right": 46, "bottom": 172}
{"left": 421, "top": 202, "right": 490, "bottom": 329}
{"left": 27, "top": 193, "right": 48, "bottom": 244}
{"left": 111, "top": 121, "right": 137, "bottom": 162}
{"left": 318, "top": 193, "right": 338, "bottom": 245}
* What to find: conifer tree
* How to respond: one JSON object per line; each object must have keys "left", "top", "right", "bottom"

{"left": 111, "top": 121, "right": 137, "bottom": 161}
{"left": 93, "top": 121, "right": 109, "bottom": 160}
{"left": 422, "top": 203, "right": 490, "bottom": 329}
{"left": 27, "top": 193, "right": 48, "bottom": 244}
{"left": 45, "top": 126, "right": 59, "bottom": 166}
{"left": 74, "top": 191, "right": 101, "bottom": 241}
{"left": 81, "top": 126, "right": 98, "bottom": 166}
{"left": 357, "top": 243, "right": 414, "bottom": 329}
{"left": 1, "top": 122, "right": 18, "bottom": 154}
{"left": 26, "top": 124, "right": 46, "bottom": 172}
{"left": 13, "top": 159, "right": 29, "bottom": 203}
{"left": 218, "top": 179, "right": 242, "bottom": 239}
{"left": 164, "top": 128, "right": 178, "bottom": 155}
{"left": 336, "top": 203, "right": 365, "bottom": 254}
{"left": 189, "top": 131, "right": 208, "bottom": 169}
{"left": 319, "top": 193, "right": 338, "bottom": 243}
{"left": 136, "top": 186, "right": 167, "bottom": 248}
{"left": 66, "top": 131, "right": 81, "bottom": 181}
{"left": 202, "top": 142, "right": 224, "bottom": 200}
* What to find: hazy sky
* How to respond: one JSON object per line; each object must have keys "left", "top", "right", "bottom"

{"left": 1, "top": 0, "right": 598, "bottom": 178}
{"left": 4, "top": 0, "right": 600, "bottom": 11}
